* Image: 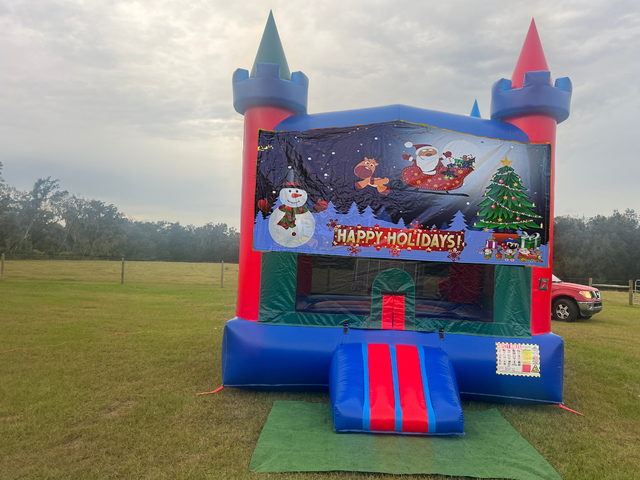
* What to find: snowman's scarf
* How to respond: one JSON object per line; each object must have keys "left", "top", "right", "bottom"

{"left": 277, "top": 204, "right": 309, "bottom": 229}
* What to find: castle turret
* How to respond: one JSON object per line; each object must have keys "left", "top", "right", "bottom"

{"left": 232, "top": 11, "right": 309, "bottom": 321}
{"left": 490, "top": 19, "right": 572, "bottom": 334}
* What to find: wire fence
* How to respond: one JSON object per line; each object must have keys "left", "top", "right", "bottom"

{"left": 0, "top": 253, "right": 237, "bottom": 263}
{"left": 0, "top": 254, "right": 636, "bottom": 301}
{"left": 554, "top": 276, "right": 636, "bottom": 288}
{"left": 0, "top": 253, "right": 235, "bottom": 287}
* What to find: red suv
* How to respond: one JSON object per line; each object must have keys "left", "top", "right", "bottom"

{"left": 551, "top": 275, "right": 602, "bottom": 322}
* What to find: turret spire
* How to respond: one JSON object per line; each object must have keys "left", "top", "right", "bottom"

{"left": 510, "top": 19, "right": 550, "bottom": 89}
{"left": 470, "top": 100, "right": 481, "bottom": 118}
{"left": 250, "top": 11, "right": 291, "bottom": 80}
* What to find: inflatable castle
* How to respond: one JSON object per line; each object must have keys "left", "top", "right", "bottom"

{"left": 222, "top": 12, "right": 572, "bottom": 435}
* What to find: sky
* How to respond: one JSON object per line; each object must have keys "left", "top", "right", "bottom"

{"left": 1, "top": 0, "right": 639, "bottom": 229}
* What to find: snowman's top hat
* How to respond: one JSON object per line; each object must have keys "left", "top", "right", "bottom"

{"left": 281, "top": 168, "right": 304, "bottom": 187}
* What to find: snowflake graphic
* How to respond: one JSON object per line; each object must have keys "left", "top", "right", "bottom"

{"left": 348, "top": 246, "right": 361, "bottom": 256}
{"left": 409, "top": 220, "right": 423, "bottom": 230}
{"left": 447, "top": 249, "right": 462, "bottom": 262}
{"left": 389, "top": 246, "right": 401, "bottom": 258}
{"left": 326, "top": 218, "right": 339, "bottom": 231}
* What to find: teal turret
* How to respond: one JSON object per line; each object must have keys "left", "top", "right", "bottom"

{"left": 232, "top": 12, "right": 308, "bottom": 321}
{"left": 232, "top": 11, "right": 308, "bottom": 115}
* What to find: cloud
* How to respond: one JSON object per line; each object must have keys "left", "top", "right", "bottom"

{"left": 0, "top": 0, "right": 638, "bottom": 228}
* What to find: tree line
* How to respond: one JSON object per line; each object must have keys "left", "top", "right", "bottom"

{"left": 2, "top": 163, "right": 639, "bottom": 282}
{"left": 553, "top": 209, "right": 640, "bottom": 284}
{"left": 0, "top": 163, "right": 239, "bottom": 262}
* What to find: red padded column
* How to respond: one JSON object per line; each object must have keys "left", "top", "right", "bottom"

{"left": 506, "top": 114, "right": 556, "bottom": 335}
{"left": 236, "top": 106, "right": 295, "bottom": 321}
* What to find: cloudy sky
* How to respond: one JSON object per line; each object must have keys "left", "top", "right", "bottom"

{"left": 1, "top": 0, "right": 639, "bottom": 229}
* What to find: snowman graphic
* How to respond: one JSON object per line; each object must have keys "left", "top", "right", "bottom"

{"left": 268, "top": 169, "right": 321, "bottom": 248}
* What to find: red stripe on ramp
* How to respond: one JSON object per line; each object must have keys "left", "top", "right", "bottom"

{"left": 367, "top": 343, "right": 396, "bottom": 431}
{"left": 395, "top": 344, "right": 429, "bottom": 433}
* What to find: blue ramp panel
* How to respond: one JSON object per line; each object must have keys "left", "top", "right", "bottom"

{"left": 222, "top": 318, "right": 564, "bottom": 404}
{"left": 330, "top": 343, "right": 464, "bottom": 435}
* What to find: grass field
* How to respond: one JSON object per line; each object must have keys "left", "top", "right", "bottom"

{"left": 1, "top": 260, "right": 639, "bottom": 479}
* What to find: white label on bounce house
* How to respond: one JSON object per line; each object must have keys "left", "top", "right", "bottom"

{"left": 495, "top": 342, "right": 540, "bottom": 377}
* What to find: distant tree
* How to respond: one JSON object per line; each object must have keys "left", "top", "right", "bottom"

{"left": 0, "top": 162, "right": 14, "bottom": 253}
{"left": 3, "top": 177, "right": 67, "bottom": 254}
{"left": 553, "top": 210, "right": 640, "bottom": 283}
{"left": 68, "top": 199, "right": 126, "bottom": 257}
{"left": 193, "top": 223, "right": 240, "bottom": 263}
{"left": 0, "top": 172, "right": 253, "bottom": 263}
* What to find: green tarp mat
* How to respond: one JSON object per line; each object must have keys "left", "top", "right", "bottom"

{"left": 250, "top": 402, "right": 561, "bottom": 479}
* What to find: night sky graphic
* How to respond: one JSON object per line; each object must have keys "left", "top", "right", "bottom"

{"left": 255, "top": 121, "right": 551, "bottom": 242}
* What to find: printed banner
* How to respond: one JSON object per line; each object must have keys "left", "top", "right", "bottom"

{"left": 253, "top": 121, "right": 551, "bottom": 266}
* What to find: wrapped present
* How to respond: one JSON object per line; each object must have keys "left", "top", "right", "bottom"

{"left": 503, "top": 238, "right": 520, "bottom": 250}
{"left": 485, "top": 237, "right": 498, "bottom": 249}
{"left": 519, "top": 233, "right": 541, "bottom": 249}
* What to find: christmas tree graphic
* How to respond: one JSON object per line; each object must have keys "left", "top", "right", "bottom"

{"left": 474, "top": 157, "right": 542, "bottom": 231}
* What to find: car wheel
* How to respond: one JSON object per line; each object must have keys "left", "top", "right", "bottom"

{"left": 552, "top": 299, "right": 578, "bottom": 322}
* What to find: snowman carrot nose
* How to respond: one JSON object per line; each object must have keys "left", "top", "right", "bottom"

{"left": 291, "top": 193, "right": 302, "bottom": 198}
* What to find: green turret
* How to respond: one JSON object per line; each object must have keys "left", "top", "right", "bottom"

{"left": 250, "top": 11, "right": 291, "bottom": 80}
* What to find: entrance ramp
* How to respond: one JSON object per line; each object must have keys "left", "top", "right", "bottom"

{"left": 330, "top": 343, "right": 464, "bottom": 435}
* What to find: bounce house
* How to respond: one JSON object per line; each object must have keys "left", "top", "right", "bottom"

{"left": 222, "top": 12, "right": 572, "bottom": 435}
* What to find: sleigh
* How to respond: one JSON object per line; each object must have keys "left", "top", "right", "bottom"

{"left": 396, "top": 159, "right": 475, "bottom": 195}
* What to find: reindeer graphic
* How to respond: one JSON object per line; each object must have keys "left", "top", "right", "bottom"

{"left": 354, "top": 157, "right": 390, "bottom": 195}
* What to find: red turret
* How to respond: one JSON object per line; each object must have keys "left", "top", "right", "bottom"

{"left": 500, "top": 20, "right": 562, "bottom": 334}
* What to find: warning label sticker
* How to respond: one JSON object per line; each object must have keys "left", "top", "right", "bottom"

{"left": 496, "top": 342, "right": 541, "bottom": 377}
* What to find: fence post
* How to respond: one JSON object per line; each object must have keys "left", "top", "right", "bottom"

{"left": 588, "top": 278, "right": 592, "bottom": 287}
{"left": 221, "top": 260, "right": 224, "bottom": 288}
{"left": 630, "top": 280, "right": 633, "bottom": 306}
{"left": 1, "top": 253, "right": 4, "bottom": 281}
{"left": 121, "top": 257, "right": 125, "bottom": 285}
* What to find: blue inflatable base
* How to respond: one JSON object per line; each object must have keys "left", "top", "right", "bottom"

{"left": 221, "top": 318, "right": 563, "bottom": 404}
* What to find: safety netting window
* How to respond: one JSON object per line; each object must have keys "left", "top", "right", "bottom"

{"left": 295, "top": 254, "right": 495, "bottom": 323}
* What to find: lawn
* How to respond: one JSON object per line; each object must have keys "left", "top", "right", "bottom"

{"left": 1, "top": 260, "right": 639, "bottom": 479}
